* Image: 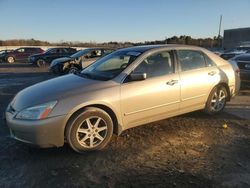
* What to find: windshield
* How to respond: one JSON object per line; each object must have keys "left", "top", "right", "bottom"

{"left": 80, "top": 50, "right": 141, "bottom": 81}
{"left": 70, "top": 49, "right": 92, "bottom": 58}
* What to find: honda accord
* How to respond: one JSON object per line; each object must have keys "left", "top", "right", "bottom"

{"left": 6, "top": 45, "right": 240, "bottom": 153}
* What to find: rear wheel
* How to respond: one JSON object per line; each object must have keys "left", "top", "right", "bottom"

{"left": 66, "top": 107, "right": 113, "bottom": 153}
{"left": 7, "top": 56, "right": 15, "bottom": 63}
{"left": 205, "top": 85, "right": 228, "bottom": 115}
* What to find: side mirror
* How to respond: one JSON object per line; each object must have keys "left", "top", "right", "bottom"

{"left": 129, "top": 72, "right": 147, "bottom": 81}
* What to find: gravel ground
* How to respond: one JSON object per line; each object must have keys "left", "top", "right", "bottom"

{"left": 0, "top": 63, "right": 249, "bottom": 188}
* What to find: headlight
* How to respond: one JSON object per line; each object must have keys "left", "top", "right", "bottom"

{"left": 15, "top": 101, "right": 57, "bottom": 120}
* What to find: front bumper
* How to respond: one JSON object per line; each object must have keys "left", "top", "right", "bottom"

{"left": 5, "top": 111, "right": 67, "bottom": 148}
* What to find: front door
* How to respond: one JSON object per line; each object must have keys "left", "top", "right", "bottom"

{"left": 121, "top": 50, "right": 180, "bottom": 129}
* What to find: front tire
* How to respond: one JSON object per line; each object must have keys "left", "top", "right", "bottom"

{"left": 205, "top": 85, "right": 228, "bottom": 115}
{"left": 68, "top": 65, "right": 80, "bottom": 74}
{"left": 36, "top": 59, "right": 47, "bottom": 67}
{"left": 66, "top": 107, "right": 113, "bottom": 153}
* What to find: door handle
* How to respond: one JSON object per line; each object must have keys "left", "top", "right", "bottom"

{"left": 208, "top": 71, "right": 216, "bottom": 76}
{"left": 166, "top": 80, "right": 178, "bottom": 86}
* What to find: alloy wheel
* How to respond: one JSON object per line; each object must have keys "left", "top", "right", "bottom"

{"left": 76, "top": 116, "right": 108, "bottom": 148}
{"left": 7, "top": 56, "right": 14, "bottom": 63}
{"left": 210, "top": 88, "right": 226, "bottom": 112}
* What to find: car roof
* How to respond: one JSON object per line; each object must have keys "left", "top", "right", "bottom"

{"left": 117, "top": 44, "right": 202, "bottom": 53}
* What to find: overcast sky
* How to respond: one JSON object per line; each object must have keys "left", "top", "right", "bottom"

{"left": 0, "top": 0, "right": 249, "bottom": 42}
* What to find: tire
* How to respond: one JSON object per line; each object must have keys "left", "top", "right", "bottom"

{"left": 6, "top": 56, "right": 15, "bottom": 63}
{"left": 36, "top": 59, "right": 47, "bottom": 67}
{"left": 205, "top": 85, "right": 228, "bottom": 115}
{"left": 66, "top": 107, "right": 113, "bottom": 153}
{"left": 68, "top": 65, "right": 80, "bottom": 74}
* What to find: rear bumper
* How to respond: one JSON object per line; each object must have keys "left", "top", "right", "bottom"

{"left": 6, "top": 111, "right": 67, "bottom": 148}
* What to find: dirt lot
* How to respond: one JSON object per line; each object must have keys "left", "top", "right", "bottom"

{"left": 0, "top": 63, "right": 249, "bottom": 188}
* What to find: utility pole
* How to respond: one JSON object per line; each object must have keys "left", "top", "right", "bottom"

{"left": 218, "top": 15, "right": 222, "bottom": 48}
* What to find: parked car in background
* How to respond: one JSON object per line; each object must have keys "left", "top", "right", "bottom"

{"left": 220, "top": 49, "right": 246, "bottom": 60}
{"left": 0, "top": 49, "right": 13, "bottom": 63}
{"left": 220, "top": 46, "right": 250, "bottom": 60}
{"left": 28, "top": 47, "right": 77, "bottom": 67}
{"left": 208, "top": 47, "right": 224, "bottom": 56}
{"left": 6, "top": 45, "right": 240, "bottom": 153}
{"left": 49, "top": 48, "right": 114, "bottom": 74}
{"left": 229, "top": 52, "right": 250, "bottom": 86}
{"left": 3, "top": 47, "right": 44, "bottom": 63}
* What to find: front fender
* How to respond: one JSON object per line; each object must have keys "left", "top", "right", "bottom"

{"left": 63, "top": 100, "right": 123, "bottom": 135}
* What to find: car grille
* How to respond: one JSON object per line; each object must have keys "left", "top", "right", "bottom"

{"left": 237, "top": 61, "right": 250, "bottom": 70}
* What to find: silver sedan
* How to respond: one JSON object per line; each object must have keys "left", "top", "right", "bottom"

{"left": 6, "top": 45, "right": 240, "bottom": 153}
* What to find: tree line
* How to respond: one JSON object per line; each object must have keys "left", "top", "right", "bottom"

{"left": 0, "top": 36, "right": 222, "bottom": 48}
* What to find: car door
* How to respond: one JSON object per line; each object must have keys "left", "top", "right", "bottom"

{"left": 177, "top": 50, "right": 220, "bottom": 111}
{"left": 121, "top": 50, "right": 180, "bottom": 129}
{"left": 15, "top": 48, "right": 28, "bottom": 61}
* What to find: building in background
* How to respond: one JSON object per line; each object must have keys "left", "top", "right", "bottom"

{"left": 223, "top": 27, "right": 250, "bottom": 49}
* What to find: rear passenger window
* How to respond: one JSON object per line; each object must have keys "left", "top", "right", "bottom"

{"left": 177, "top": 50, "right": 206, "bottom": 71}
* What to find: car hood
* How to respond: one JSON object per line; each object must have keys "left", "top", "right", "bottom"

{"left": 10, "top": 74, "right": 108, "bottom": 111}
{"left": 50, "top": 57, "right": 71, "bottom": 68}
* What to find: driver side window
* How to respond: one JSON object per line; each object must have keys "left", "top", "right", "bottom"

{"left": 133, "top": 51, "right": 174, "bottom": 79}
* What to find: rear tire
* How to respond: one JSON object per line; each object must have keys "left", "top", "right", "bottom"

{"left": 6, "top": 56, "right": 15, "bottom": 63}
{"left": 66, "top": 107, "right": 113, "bottom": 153}
{"left": 205, "top": 85, "right": 228, "bottom": 115}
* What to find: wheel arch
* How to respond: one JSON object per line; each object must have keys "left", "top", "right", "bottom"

{"left": 217, "top": 82, "right": 231, "bottom": 101}
{"left": 64, "top": 104, "right": 122, "bottom": 138}
{"left": 207, "top": 82, "right": 230, "bottom": 102}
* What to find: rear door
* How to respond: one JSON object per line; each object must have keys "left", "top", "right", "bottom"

{"left": 177, "top": 50, "right": 220, "bottom": 111}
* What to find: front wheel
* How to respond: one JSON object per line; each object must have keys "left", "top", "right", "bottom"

{"left": 66, "top": 107, "right": 113, "bottom": 153}
{"left": 205, "top": 85, "right": 228, "bottom": 115}
{"left": 36, "top": 59, "right": 47, "bottom": 67}
{"left": 68, "top": 65, "right": 80, "bottom": 74}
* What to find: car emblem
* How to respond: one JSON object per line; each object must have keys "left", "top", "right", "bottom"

{"left": 245, "top": 64, "right": 250, "bottom": 69}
